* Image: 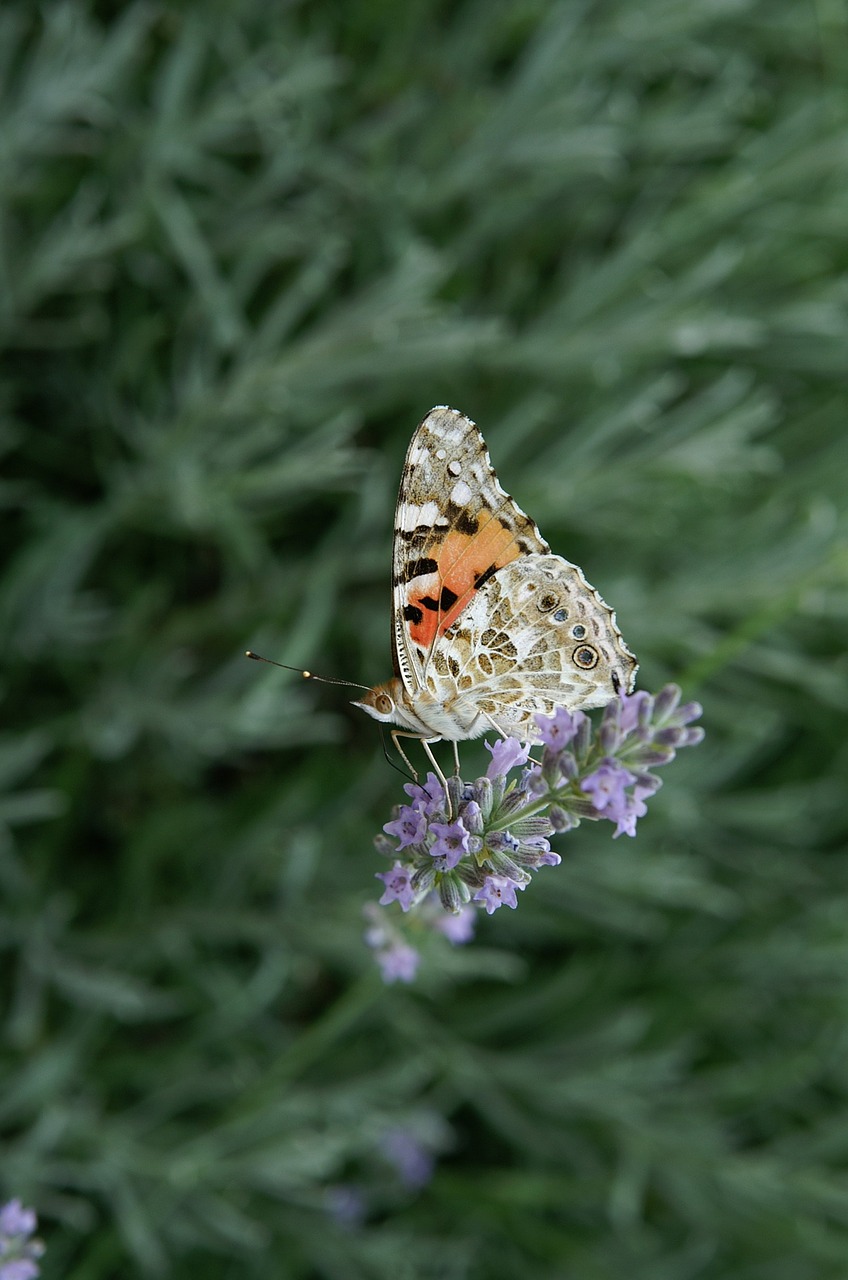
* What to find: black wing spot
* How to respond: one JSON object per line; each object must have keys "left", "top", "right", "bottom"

{"left": 405, "top": 557, "right": 438, "bottom": 581}
{"left": 418, "top": 586, "right": 459, "bottom": 613}
{"left": 399, "top": 527, "right": 433, "bottom": 544}
{"left": 403, "top": 604, "right": 423, "bottom": 625}
{"left": 445, "top": 504, "right": 479, "bottom": 537}
{"left": 473, "top": 563, "right": 498, "bottom": 590}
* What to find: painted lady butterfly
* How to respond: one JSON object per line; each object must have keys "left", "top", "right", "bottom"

{"left": 354, "top": 406, "right": 638, "bottom": 778}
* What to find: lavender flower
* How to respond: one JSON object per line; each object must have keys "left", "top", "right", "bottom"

{"left": 581, "top": 759, "right": 636, "bottom": 813}
{"left": 474, "top": 875, "right": 523, "bottom": 914}
{"left": 369, "top": 685, "right": 704, "bottom": 980}
{"left": 375, "top": 861, "right": 416, "bottom": 911}
{"left": 619, "top": 689, "right": 654, "bottom": 734}
{"left": 485, "top": 737, "right": 530, "bottom": 778}
{"left": 403, "top": 772, "right": 447, "bottom": 817}
{"left": 535, "top": 705, "right": 585, "bottom": 750}
{"left": 382, "top": 806, "right": 428, "bottom": 850}
{"left": 428, "top": 819, "right": 470, "bottom": 870}
{"left": 379, "top": 1128, "right": 436, "bottom": 1189}
{"left": 324, "top": 1184, "right": 367, "bottom": 1229}
{"left": 374, "top": 939, "right": 421, "bottom": 983}
{"left": 0, "top": 1201, "right": 43, "bottom": 1280}
{"left": 364, "top": 904, "right": 421, "bottom": 982}
{"left": 610, "top": 787, "right": 649, "bottom": 839}
{"left": 433, "top": 904, "right": 476, "bottom": 944}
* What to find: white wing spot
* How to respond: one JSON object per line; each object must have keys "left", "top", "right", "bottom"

{"left": 436, "top": 448, "right": 447, "bottom": 460}
{"left": 450, "top": 479, "right": 473, "bottom": 506}
{"left": 399, "top": 499, "right": 439, "bottom": 532}
{"left": 448, "top": 459, "right": 462, "bottom": 476}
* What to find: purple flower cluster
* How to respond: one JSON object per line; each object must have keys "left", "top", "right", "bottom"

{"left": 366, "top": 685, "right": 703, "bottom": 982}
{"left": 0, "top": 1201, "right": 43, "bottom": 1280}
{"left": 379, "top": 1127, "right": 436, "bottom": 1190}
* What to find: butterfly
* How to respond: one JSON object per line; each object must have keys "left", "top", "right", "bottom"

{"left": 354, "top": 406, "right": 637, "bottom": 780}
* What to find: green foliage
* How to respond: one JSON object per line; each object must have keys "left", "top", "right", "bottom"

{"left": 2, "top": 0, "right": 847, "bottom": 1276}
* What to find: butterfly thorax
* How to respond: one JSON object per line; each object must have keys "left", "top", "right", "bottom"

{"left": 354, "top": 677, "right": 487, "bottom": 741}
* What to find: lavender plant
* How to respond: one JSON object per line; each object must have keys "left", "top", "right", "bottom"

{"left": 367, "top": 685, "right": 704, "bottom": 981}
{"left": 0, "top": 1201, "right": 43, "bottom": 1280}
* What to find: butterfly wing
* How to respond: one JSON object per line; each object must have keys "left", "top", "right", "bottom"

{"left": 391, "top": 406, "right": 549, "bottom": 696}
{"left": 443, "top": 552, "right": 639, "bottom": 734}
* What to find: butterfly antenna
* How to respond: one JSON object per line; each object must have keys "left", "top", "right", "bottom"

{"left": 245, "top": 651, "right": 370, "bottom": 692}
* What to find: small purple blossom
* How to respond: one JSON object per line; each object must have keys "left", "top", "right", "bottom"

{"left": 0, "top": 1201, "right": 43, "bottom": 1280}
{"left": 535, "top": 706, "right": 586, "bottom": 750}
{"left": 485, "top": 737, "right": 530, "bottom": 779}
{"left": 325, "top": 1184, "right": 367, "bottom": 1229}
{"left": 380, "top": 1128, "right": 436, "bottom": 1189}
{"left": 375, "top": 862, "right": 416, "bottom": 911}
{"left": 618, "top": 689, "right": 653, "bottom": 734}
{"left": 429, "top": 819, "right": 470, "bottom": 870}
{"left": 374, "top": 939, "right": 421, "bottom": 983}
{"left": 434, "top": 905, "right": 476, "bottom": 944}
{"left": 474, "top": 875, "right": 523, "bottom": 914}
{"left": 0, "top": 1204, "right": 36, "bottom": 1242}
{"left": 383, "top": 805, "right": 428, "bottom": 849}
{"left": 403, "top": 772, "right": 447, "bottom": 817}
{"left": 611, "top": 784, "right": 651, "bottom": 839}
{"left": 581, "top": 759, "right": 636, "bottom": 813}
{"left": 0, "top": 1261, "right": 41, "bottom": 1280}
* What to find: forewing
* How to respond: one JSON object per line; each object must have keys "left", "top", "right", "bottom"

{"left": 391, "top": 406, "right": 549, "bottom": 695}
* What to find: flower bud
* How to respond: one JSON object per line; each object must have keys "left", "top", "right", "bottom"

{"left": 549, "top": 805, "right": 578, "bottom": 832}
{"left": 473, "top": 776, "right": 495, "bottom": 819}
{"left": 438, "top": 874, "right": 465, "bottom": 913}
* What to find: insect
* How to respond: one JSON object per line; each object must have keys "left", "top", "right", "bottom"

{"left": 354, "top": 406, "right": 638, "bottom": 781}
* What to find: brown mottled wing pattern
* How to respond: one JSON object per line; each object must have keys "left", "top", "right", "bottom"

{"left": 436, "top": 552, "right": 639, "bottom": 732}
{"left": 391, "top": 406, "right": 549, "bottom": 697}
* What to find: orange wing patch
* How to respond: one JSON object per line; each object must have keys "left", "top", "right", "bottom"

{"left": 403, "top": 515, "right": 521, "bottom": 649}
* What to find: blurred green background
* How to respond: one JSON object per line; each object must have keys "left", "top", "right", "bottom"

{"left": 2, "top": 1, "right": 848, "bottom": 1276}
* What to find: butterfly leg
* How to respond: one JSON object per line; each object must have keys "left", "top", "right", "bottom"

{"left": 389, "top": 737, "right": 456, "bottom": 814}
{"left": 480, "top": 710, "right": 511, "bottom": 739}
{"left": 452, "top": 740, "right": 461, "bottom": 777}
{"left": 420, "top": 738, "right": 451, "bottom": 802}
{"left": 426, "top": 745, "right": 456, "bottom": 818}
{"left": 390, "top": 730, "right": 421, "bottom": 781}
{"left": 390, "top": 731, "right": 449, "bottom": 793}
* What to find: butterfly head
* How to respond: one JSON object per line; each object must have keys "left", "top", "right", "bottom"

{"left": 353, "top": 678, "right": 439, "bottom": 737}
{"left": 352, "top": 679, "right": 403, "bottom": 726}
